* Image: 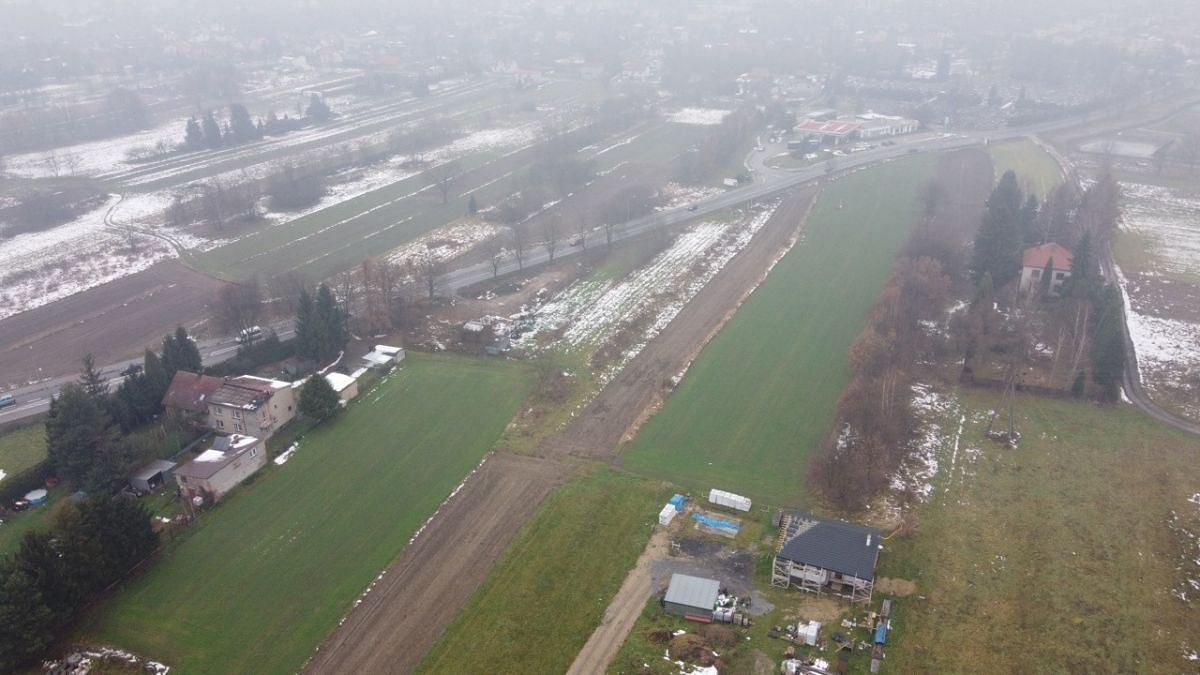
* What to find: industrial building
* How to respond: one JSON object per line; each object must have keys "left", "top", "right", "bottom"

{"left": 772, "top": 513, "right": 882, "bottom": 603}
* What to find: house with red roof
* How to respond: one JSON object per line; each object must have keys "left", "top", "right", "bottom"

{"left": 1019, "top": 243, "right": 1074, "bottom": 296}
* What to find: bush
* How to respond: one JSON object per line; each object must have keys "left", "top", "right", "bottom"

{"left": 205, "top": 335, "right": 296, "bottom": 377}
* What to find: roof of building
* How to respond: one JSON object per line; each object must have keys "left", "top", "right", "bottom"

{"left": 162, "top": 371, "right": 225, "bottom": 414}
{"left": 1023, "top": 243, "right": 1074, "bottom": 271}
{"left": 175, "top": 434, "right": 261, "bottom": 480}
{"left": 132, "top": 459, "right": 177, "bottom": 481}
{"left": 325, "top": 372, "right": 356, "bottom": 392}
{"left": 208, "top": 381, "right": 271, "bottom": 410}
{"left": 795, "top": 119, "right": 861, "bottom": 136}
{"left": 373, "top": 344, "right": 403, "bottom": 356}
{"left": 664, "top": 573, "right": 721, "bottom": 610}
{"left": 362, "top": 351, "right": 393, "bottom": 365}
{"left": 778, "top": 513, "right": 882, "bottom": 580}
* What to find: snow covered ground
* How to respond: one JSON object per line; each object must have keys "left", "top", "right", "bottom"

{"left": 517, "top": 203, "right": 777, "bottom": 385}
{"left": 1116, "top": 181, "right": 1200, "bottom": 419}
{"left": 665, "top": 108, "right": 730, "bottom": 126}
{"left": 385, "top": 220, "right": 500, "bottom": 268}
{"left": 3, "top": 117, "right": 189, "bottom": 179}
{"left": 0, "top": 195, "right": 177, "bottom": 320}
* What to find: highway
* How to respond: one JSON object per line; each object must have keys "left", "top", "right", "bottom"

{"left": 0, "top": 90, "right": 1179, "bottom": 426}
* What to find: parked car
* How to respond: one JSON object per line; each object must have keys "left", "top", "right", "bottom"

{"left": 686, "top": 203, "right": 698, "bottom": 211}
{"left": 237, "top": 325, "right": 264, "bottom": 344}
{"left": 0, "top": 393, "right": 15, "bottom": 409}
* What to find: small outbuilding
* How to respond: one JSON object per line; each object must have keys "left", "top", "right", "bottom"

{"left": 663, "top": 573, "right": 721, "bottom": 621}
{"left": 175, "top": 434, "right": 266, "bottom": 503}
{"left": 129, "top": 459, "right": 177, "bottom": 493}
{"left": 324, "top": 372, "right": 358, "bottom": 403}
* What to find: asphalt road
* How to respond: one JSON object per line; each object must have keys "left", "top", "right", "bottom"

{"left": 0, "top": 89, "right": 1182, "bottom": 426}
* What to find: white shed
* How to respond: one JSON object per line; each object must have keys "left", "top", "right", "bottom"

{"left": 658, "top": 504, "right": 677, "bottom": 526}
{"left": 324, "top": 372, "right": 358, "bottom": 403}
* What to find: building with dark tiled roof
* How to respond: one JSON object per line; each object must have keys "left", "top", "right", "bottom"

{"left": 205, "top": 375, "right": 297, "bottom": 439}
{"left": 162, "top": 371, "right": 225, "bottom": 415}
{"left": 771, "top": 513, "right": 882, "bottom": 603}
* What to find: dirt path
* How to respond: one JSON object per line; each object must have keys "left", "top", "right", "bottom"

{"left": 566, "top": 528, "right": 671, "bottom": 675}
{"left": 304, "top": 188, "right": 818, "bottom": 675}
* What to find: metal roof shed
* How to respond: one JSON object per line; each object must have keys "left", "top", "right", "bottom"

{"left": 663, "top": 573, "right": 720, "bottom": 620}
{"left": 129, "top": 459, "right": 177, "bottom": 493}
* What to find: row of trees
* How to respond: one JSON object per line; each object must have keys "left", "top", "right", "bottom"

{"left": 0, "top": 497, "right": 158, "bottom": 671}
{"left": 0, "top": 88, "right": 149, "bottom": 155}
{"left": 182, "top": 95, "right": 334, "bottom": 152}
{"left": 810, "top": 255, "right": 953, "bottom": 510}
{"left": 47, "top": 328, "right": 201, "bottom": 491}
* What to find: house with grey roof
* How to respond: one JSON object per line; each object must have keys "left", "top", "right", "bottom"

{"left": 771, "top": 513, "right": 882, "bottom": 603}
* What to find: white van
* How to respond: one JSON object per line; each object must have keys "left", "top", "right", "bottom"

{"left": 237, "top": 326, "right": 264, "bottom": 344}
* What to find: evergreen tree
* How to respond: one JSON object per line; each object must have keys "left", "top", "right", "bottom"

{"left": 299, "top": 375, "right": 341, "bottom": 421}
{"left": 970, "top": 171, "right": 1025, "bottom": 287}
{"left": 295, "top": 287, "right": 318, "bottom": 361}
{"left": 184, "top": 117, "right": 205, "bottom": 149}
{"left": 315, "top": 283, "right": 346, "bottom": 361}
{"left": 1064, "top": 231, "right": 1098, "bottom": 300}
{"left": 174, "top": 326, "right": 203, "bottom": 372}
{"left": 1090, "top": 284, "right": 1127, "bottom": 401}
{"left": 202, "top": 111, "right": 223, "bottom": 149}
{"left": 1039, "top": 257, "right": 1055, "bottom": 297}
{"left": 142, "top": 350, "right": 170, "bottom": 410}
{"left": 78, "top": 353, "right": 109, "bottom": 401}
{"left": 46, "top": 383, "right": 115, "bottom": 483}
{"left": 306, "top": 94, "right": 332, "bottom": 123}
{"left": 0, "top": 564, "right": 56, "bottom": 672}
{"left": 229, "top": 103, "right": 257, "bottom": 143}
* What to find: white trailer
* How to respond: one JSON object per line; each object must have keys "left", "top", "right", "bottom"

{"left": 708, "top": 488, "right": 752, "bottom": 512}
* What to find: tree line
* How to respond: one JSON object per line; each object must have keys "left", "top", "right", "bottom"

{"left": 182, "top": 95, "right": 334, "bottom": 153}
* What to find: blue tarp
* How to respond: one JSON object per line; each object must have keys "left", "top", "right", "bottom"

{"left": 690, "top": 512, "right": 740, "bottom": 533}
{"left": 668, "top": 494, "right": 688, "bottom": 511}
{"left": 874, "top": 621, "right": 888, "bottom": 645}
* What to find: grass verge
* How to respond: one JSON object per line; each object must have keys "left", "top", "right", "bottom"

{"left": 987, "top": 138, "right": 1063, "bottom": 199}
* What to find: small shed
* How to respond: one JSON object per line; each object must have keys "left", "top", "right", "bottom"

{"left": 361, "top": 351, "right": 394, "bottom": 369}
{"left": 373, "top": 345, "right": 405, "bottom": 362}
{"left": 324, "top": 372, "right": 358, "bottom": 403}
{"left": 129, "top": 459, "right": 177, "bottom": 493}
{"left": 658, "top": 504, "right": 677, "bottom": 526}
{"left": 663, "top": 573, "right": 720, "bottom": 621}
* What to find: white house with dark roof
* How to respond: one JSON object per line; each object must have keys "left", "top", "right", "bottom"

{"left": 771, "top": 513, "right": 883, "bottom": 603}
{"left": 174, "top": 434, "right": 266, "bottom": 502}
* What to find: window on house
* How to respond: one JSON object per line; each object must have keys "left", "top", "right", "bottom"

{"left": 213, "top": 407, "right": 223, "bottom": 416}
{"left": 234, "top": 423, "right": 244, "bottom": 433}
{"left": 216, "top": 420, "right": 225, "bottom": 429}
{"left": 232, "top": 410, "right": 242, "bottom": 420}
{"left": 1055, "top": 271, "right": 1066, "bottom": 280}
{"left": 1032, "top": 269, "right": 1041, "bottom": 278}
{"left": 250, "top": 447, "right": 258, "bottom": 458}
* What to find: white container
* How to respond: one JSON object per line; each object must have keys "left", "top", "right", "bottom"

{"left": 708, "top": 488, "right": 752, "bottom": 512}
{"left": 658, "top": 504, "right": 677, "bottom": 526}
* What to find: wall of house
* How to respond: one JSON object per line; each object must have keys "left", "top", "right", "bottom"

{"left": 202, "top": 444, "right": 267, "bottom": 501}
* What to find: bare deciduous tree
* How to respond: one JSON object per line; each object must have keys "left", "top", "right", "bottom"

{"left": 427, "top": 160, "right": 462, "bottom": 204}
{"left": 417, "top": 251, "right": 444, "bottom": 299}
{"left": 213, "top": 277, "right": 264, "bottom": 334}
{"left": 485, "top": 230, "right": 506, "bottom": 278}
{"left": 510, "top": 222, "right": 529, "bottom": 270}
{"left": 543, "top": 215, "right": 560, "bottom": 263}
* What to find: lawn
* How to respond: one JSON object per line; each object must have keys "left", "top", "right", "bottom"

{"left": 877, "top": 390, "right": 1200, "bottom": 673}
{"left": 987, "top": 138, "right": 1064, "bottom": 199}
{"left": 82, "top": 353, "right": 529, "bottom": 674}
{"left": 416, "top": 466, "right": 667, "bottom": 675}
{"left": 0, "top": 423, "right": 46, "bottom": 482}
{"left": 621, "top": 156, "right": 936, "bottom": 507}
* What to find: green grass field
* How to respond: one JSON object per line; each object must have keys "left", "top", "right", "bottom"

{"left": 878, "top": 391, "right": 1200, "bottom": 673}
{"left": 621, "top": 156, "right": 936, "bottom": 506}
{"left": 988, "top": 138, "right": 1064, "bottom": 199}
{"left": 417, "top": 467, "right": 667, "bottom": 675}
{"left": 82, "top": 353, "right": 529, "bottom": 674}
{"left": 0, "top": 423, "right": 46, "bottom": 481}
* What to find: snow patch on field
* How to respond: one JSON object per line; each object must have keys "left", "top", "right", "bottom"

{"left": 892, "top": 384, "right": 958, "bottom": 502}
{"left": 521, "top": 203, "right": 777, "bottom": 385}
{"left": 385, "top": 221, "right": 500, "bottom": 267}
{"left": 666, "top": 108, "right": 730, "bottom": 126}
{"left": 1115, "top": 264, "right": 1200, "bottom": 406}
{"left": 1121, "top": 182, "right": 1200, "bottom": 277}
{"left": 0, "top": 195, "right": 175, "bottom": 320}
{"left": 657, "top": 182, "right": 725, "bottom": 211}
{"left": 3, "top": 118, "right": 188, "bottom": 179}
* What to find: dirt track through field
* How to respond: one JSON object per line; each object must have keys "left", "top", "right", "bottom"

{"left": 304, "top": 188, "right": 817, "bottom": 675}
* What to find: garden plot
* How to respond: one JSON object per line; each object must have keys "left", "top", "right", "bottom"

{"left": 385, "top": 220, "right": 501, "bottom": 268}
{"left": 0, "top": 195, "right": 175, "bottom": 320}
{"left": 1115, "top": 181, "right": 1200, "bottom": 419}
{"left": 519, "top": 205, "right": 777, "bottom": 383}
